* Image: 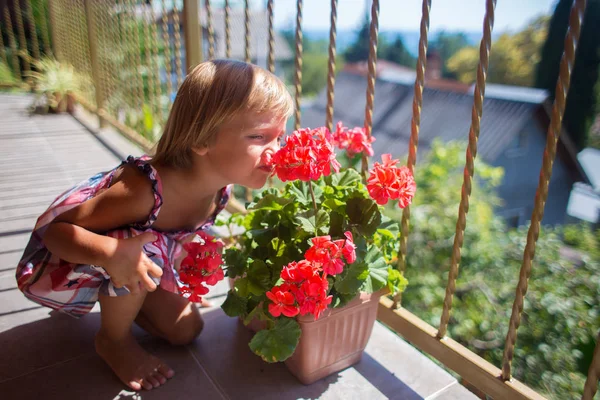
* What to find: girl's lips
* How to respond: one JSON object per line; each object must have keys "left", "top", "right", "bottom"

{"left": 258, "top": 165, "right": 274, "bottom": 173}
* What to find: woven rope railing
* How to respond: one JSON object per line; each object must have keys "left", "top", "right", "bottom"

{"left": 393, "top": 0, "right": 431, "bottom": 308}
{"left": 437, "top": 0, "right": 496, "bottom": 339}
{"left": 324, "top": 0, "right": 338, "bottom": 133}
{"left": 500, "top": 0, "right": 588, "bottom": 381}
{"left": 293, "top": 0, "right": 304, "bottom": 131}
{"left": 360, "top": 0, "right": 379, "bottom": 174}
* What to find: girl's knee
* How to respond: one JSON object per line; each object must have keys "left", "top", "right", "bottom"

{"left": 165, "top": 307, "right": 204, "bottom": 345}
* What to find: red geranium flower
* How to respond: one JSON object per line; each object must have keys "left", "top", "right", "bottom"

{"left": 367, "top": 154, "right": 416, "bottom": 208}
{"left": 266, "top": 286, "right": 300, "bottom": 317}
{"left": 332, "top": 122, "right": 375, "bottom": 157}
{"left": 178, "top": 234, "right": 225, "bottom": 303}
{"left": 272, "top": 127, "right": 340, "bottom": 182}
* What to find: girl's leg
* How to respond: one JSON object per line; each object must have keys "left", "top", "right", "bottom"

{"left": 95, "top": 291, "right": 175, "bottom": 391}
{"left": 134, "top": 287, "right": 204, "bottom": 346}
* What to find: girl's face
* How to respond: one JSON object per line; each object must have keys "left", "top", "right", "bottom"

{"left": 201, "top": 111, "right": 287, "bottom": 189}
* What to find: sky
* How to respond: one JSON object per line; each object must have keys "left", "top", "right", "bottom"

{"left": 242, "top": 0, "right": 559, "bottom": 33}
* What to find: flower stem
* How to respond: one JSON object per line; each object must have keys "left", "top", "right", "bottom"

{"left": 308, "top": 181, "right": 318, "bottom": 214}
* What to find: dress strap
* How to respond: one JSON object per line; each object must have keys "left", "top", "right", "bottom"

{"left": 125, "top": 155, "right": 163, "bottom": 229}
{"left": 195, "top": 184, "right": 233, "bottom": 232}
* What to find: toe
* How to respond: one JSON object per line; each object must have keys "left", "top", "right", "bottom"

{"left": 146, "top": 374, "right": 161, "bottom": 388}
{"left": 140, "top": 379, "right": 154, "bottom": 390}
{"left": 153, "top": 371, "right": 167, "bottom": 385}
{"left": 128, "top": 380, "right": 142, "bottom": 391}
{"left": 158, "top": 363, "right": 175, "bottom": 379}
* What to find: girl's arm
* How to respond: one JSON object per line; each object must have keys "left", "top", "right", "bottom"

{"left": 44, "top": 165, "right": 162, "bottom": 292}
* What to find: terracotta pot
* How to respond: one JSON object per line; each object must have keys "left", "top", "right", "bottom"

{"left": 285, "top": 289, "right": 386, "bottom": 385}
{"left": 228, "top": 278, "right": 386, "bottom": 385}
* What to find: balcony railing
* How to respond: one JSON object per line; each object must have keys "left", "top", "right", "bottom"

{"left": 1, "top": 1, "right": 598, "bottom": 399}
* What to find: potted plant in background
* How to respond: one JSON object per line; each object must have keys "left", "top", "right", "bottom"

{"left": 28, "top": 58, "right": 80, "bottom": 114}
{"left": 219, "top": 123, "right": 416, "bottom": 384}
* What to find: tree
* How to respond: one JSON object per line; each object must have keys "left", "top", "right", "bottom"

{"left": 430, "top": 31, "right": 470, "bottom": 79}
{"left": 280, "top": 30, "right": 344, "bottom": 98}
{"left": 536, "top": 0, "right": 600, "bottom": 150}
{"left": 381, "top": 36, "right": 416, "bottom": 68}
{"left": 447, "top": 16, "right": 549, "bottom": 87}
{"left": 343, "top": 13, "right": 373, "bottom": 63}
{"left": 387, "top": 140, "right": 599, "bottom": 399}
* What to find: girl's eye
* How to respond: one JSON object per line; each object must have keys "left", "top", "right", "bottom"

{"left": 248, "top": 135, "right": 264, "bottom": 140}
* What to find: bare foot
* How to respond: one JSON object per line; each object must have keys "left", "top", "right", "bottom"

{"left": 95, "top": 332, "right": 175, "bottom": 391}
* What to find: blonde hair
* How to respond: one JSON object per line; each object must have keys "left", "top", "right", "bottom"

{"left": 153, "top": 59, "right": 294, "bottom": 168}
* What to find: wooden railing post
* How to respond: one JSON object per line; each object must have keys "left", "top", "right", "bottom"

{"left": 183, "top": 0, "right": 203, "bottom": 72}
{"left": 83, "top": 0, "right": 105, "bottom": 127}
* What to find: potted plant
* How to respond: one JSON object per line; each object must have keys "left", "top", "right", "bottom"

{"left": 218, "top": 123, "right": 416, "bottom": 384}
{"left": 28, "top": 58, "right": 80, "bottom": 114}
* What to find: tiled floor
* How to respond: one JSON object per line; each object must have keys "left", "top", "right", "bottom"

{"left": 0, "top": 94, "right": 478, "bottom": 399}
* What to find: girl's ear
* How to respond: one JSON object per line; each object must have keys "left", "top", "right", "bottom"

{"left": 192, "top": 145, "right": 209, "bottom": 156}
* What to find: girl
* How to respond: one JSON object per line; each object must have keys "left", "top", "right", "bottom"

{"left": 15, "top": 60, "right": 293, "bottom": 391}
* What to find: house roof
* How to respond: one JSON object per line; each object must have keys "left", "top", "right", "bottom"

{"left": 159, "top": 8, "right": 293, "bottom": 61}
{"left": 302, "top": 71, "right": 539, "bottom": 162}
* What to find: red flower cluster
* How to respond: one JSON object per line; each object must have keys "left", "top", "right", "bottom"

{"left": 266, "top": 232, "right": 356, "bottom": 320}
{"left": 272, "top": 127, "right": 341, "bottom": 182}
{"left": 179, "top": 232, "right": 225, "bottom": 302}
{"left": 331, "top": 122, "right": 376, "bottom": 157}
{"left": 367, "top": 154, "right": 416, "bottom": 207}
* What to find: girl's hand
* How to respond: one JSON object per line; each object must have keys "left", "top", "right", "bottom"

{"left": 104, "top": 232, "right": 164, "bottom": 294}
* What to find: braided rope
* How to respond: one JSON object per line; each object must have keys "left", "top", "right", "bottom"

{"left": 437, "top": 0, "right": 496, "bottom": 339}
{"left": 293, "top": 0, "right": 304, "bottom": 130}
{"left": 244, "top": 0, "right": 250, "bottom": 63}
{"left": 172, "top": 0, "right": 183, "bottom": 88}
{"left": 360, "top": 0, "right": 379, "bottom": 173}
{"left": 393, "top": 0, "right": 431, "bottom": 308}
{"left": 205, "top": 0, "right": 214, "bottom": 59}
{"left": 582, "top": 332, "right": 600, "bottom": 400}
{"left": 0, "top": 5, "right": 7, "bottom": 66}
{"left": 161, "top": 0, "right": 173, "bottom": 108}
{"left": 13, "top": 0, "right": 31, "bottom": 83}
{"left": 149, "top": 1, "right": 162, "bottom": 122}
{"left": 501, "top": 0, "right": 587, "bottom": 380}
{"left": 324, "top": 0, "right": 338, "bottom": 132}
{"left": 37, "top": 0, "right": 52, "bottom": 57}
{"left": 224, "top": 0, "right": 230, "bottom": 58}
{"left": 267, "top": 0, "right": 274, "bottom": 73}
{"left": 24, "top": 0, "right": 40, "bottom": 61}
{"left": 3, "top": 5, "right": 20, "bottom": 77}
{"left": 143, "top": 2, "right": 157, "bottom": 116}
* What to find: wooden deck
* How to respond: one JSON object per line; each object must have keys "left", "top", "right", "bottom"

{"left": 0, "top": 94, "right": 477, "bottom": 400}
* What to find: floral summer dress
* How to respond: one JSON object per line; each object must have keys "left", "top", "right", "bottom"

{"left": 15, "top": 155, "right": 232, "bottom": 318}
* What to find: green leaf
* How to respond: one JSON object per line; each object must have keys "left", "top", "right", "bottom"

{"left": 248, "top": 194, "right": 293, "bottom": 211}
{"left": 377, "top": 215, "right": 400, "bottom": 239}
{"left": 360, "top": 245, "right": 389, "bottom": 293}
{"left": 287, "top": 181, "right": 312, "bottom": 206}
{"left": 334, "top": 260, "right": 369, "bottom": 294}
{"left": 322, "top": 198, "right": 346, "bottom": 213}
{"left": 331, "top": 290, "right": 357, "bottom": 308}
{"left": 247, "top": 260, "right": 272, "bottom": 296}
{"left": 296, "top": 209, "right": 330, "bottom": 235}
{"left": 249, "top": 318, "right": 301, "bottom": 362}
{"left": 224, "top": 248, "right": 247, "bottom": 279}
{"left": 328, "top": 211, "right": 345, "bottom": 238}
{"left": 221, "top": 290, "right": 248, "bottom": 317}
{"left": 387, "top": 267, "right": 408, "bottom": 295}
{"left": 234, "top": 277, "right": 249, "bottom": 297}
{"left": 346, "top": 196, "right": 382, "bottom": 237}
{"left": 332, "top": 169, "right": 362, "bottom": 188}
